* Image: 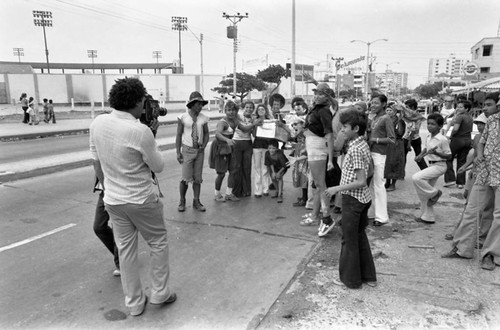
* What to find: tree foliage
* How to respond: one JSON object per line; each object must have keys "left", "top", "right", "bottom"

{"left": 256, "top": 64, "right": 286, "bottom": 95}
{"left": 212, "top": 72, "right": 267, "bottom": 101}
{"left": 414, "top": 82, "right": 443, "bottom": 99}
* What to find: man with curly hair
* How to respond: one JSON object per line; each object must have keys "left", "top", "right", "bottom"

{"left": 89, "top": 77, "right": 176, "bottom": 317}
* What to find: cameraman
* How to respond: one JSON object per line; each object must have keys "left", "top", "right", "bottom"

{"left": 89, "top": 77, "right": 176, "bottom": 317}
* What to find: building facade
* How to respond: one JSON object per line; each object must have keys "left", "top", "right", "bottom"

{"left": 470, "top": 37, "right": 500, "bottom": 79}
{"left": 427, "top": 55, "right": 467, "bottom": 82}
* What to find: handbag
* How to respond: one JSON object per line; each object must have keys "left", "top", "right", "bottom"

{"left": 219, "top": 143, "right": 232, "bottom": 155}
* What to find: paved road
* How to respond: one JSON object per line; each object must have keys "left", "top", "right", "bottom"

{"left": 0, "top": 149, "right": 319, "bottom": 329}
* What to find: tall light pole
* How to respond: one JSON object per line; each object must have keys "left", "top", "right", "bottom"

{"left": 87, "top": 49, "right": 97, "bottom": 74}
{"left": 33, "top": 10, "right": 52, "bottom": 74}
{"left": 223, "top": 12, "right": 249, "bottom": 98}
{"left": 331, "top": 57, "right": 344, "bottom": 98}
{"left": 171, "top": 16, "right": 187, "bottom": 73}
{"left": 291, "top": 0, "right": 296, "bottom": 96}
{"left": 13, "top": 48, "right": 24, "bottom": 63}
{"left": 152, "top": 51, "right": 162, "bottom": 73}
{"left": 351, "top": 38, "right": 388, "bottom": 100}
{"left": 187, "top": 28, "right": 205, "bottom": 96}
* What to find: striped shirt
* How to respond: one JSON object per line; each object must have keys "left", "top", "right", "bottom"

{"left": 340, "top": 136, "right": 371, "bottom": 204}
{"left": 89, "top": 110, "right": 164, "bottom": 205}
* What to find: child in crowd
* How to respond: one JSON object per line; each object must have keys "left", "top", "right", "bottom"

{"left": 48, "top": 99, "right": 56, "bottom": 123}
{"left": 412, "top": 113, "right": 452, "bottom": 224}
{"left": 324, "top": 109, "right": 377, "bottom": 289}
{"left": 265, "top": 139, "right": 288, "bottom": 203}
{"left": 287, "top": 118, "right": 308, "bottom": 207}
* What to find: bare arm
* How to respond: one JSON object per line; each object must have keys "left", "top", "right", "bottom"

{"left": 325, "top": 168, "right": 366, "bottom": 198}
{"left": 93, "top": 160, "right": 105, "bottom": 190}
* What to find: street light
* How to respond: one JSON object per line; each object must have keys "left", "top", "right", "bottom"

{"left": 87, "top": 49, "right": 97, "bottom": 74}
{"left": 33, "top": 10, "right": 52, "bottom": 74}
{"left": 331, "top": 57, "right": 344, "bottom": 99}
{"left": 171, "top": 16, "right": 187, "bottom": 73}
{"left": 350, "top": 38, "right": 388, "bottom": 100}
{"left": 13, "top": 48, "right": 24, "bottom": 63}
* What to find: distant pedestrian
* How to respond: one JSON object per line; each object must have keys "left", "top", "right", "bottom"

{"left": 19, "top": 93, "right": 29, "bottom": 124}
{"left": 175, "top": 91, "right": 210, "bottom": 212}
{"left": 265, "top": 139, "right": 289, "bottom": 203}
{"left": 325, "top": 109, "right": 377, "bottom": 289}
{"left": 48, "top": 99, "right": 56, "bottom": 123}
{"left": 412, "top": 113, "right": 451, "bottom": 224}
{"left": 92, "top": 178, "right": 120, "bottom": 277}
{"left": 43, "top": 98, "right": 49, "bottom": 123}
{"left": 401, "top": 99, "right": 427, "bottom": 170}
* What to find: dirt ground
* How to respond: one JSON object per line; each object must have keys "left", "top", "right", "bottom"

{"left": 258, "top": 188, "right": 500, "bottom": 329}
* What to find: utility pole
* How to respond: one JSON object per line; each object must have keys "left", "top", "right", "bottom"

{"left": 171, "top": 16, "right": 187, "bottom": 73}
{"left": 87, "top": 50, "right": 97, "bottom": 74}
{"left": 223, "top": 12, "right": 249, "bottom": 98}
{"left": 331, "top": 57, "right": 344, "bottom": 98}
{"left": 33, "top": 10, "right": 52, "bottom": 74}
{"left": 187, "top": 28, "right": 205, "bottom": 96}
{"left": 13, "top": 48, "right": 24, "bottom": 63}
{"left": 152, "top": 50, "right": 162, "bottom": 73}
{"left": 291, "top": 0, "right": 296, "bottom": 96}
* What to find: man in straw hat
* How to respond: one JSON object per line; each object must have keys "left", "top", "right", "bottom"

{"left": 176, "top": 91, "right": 210, "bottom": 212}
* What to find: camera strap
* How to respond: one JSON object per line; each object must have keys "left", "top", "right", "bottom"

{"left": 151, "top": 171, "right": 164, "bottom": 198}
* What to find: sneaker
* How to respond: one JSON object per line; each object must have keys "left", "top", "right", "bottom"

{"left": 302, "top": 212, "right": 313, "bottom": 219}
{"left": 277, "top": 195, "right": 283, "bottom": 203}
{"left": 177, "top": 201, "right": 186, "bottom": 212}
{"left": 427, "top": 190, "right": 442, "bottom": 206}
{"left": 193, "top": 200, "right": 206, "bottom": 212}
{"left": 443, "top": 182, "right": 455, "bottom": 188}
{"left": 318, "top": 217, "right": 335, "bottom": 237}
{"left": 300, "top": 215, "right": 319, "bottom": 226}
{"left": 225, "top": 193, "right": 240, "bottom": 202}
{"left": 113, "top": 269, "right": 121, "bottom": 277}
{"left": 214, "top": 193, "right": 226, "bottom": 202}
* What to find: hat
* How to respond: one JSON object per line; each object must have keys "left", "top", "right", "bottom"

{"left": 187, "top": 91, "right": 208, "bottom": 108}
{"left": 312, "top": 83, "right": 335, "bottom": 98}
{"left": 473, "top": 113, "right": 487, "bottom": 124}
{"left": 269, "top": 93, "right": 285, "bottom": 107}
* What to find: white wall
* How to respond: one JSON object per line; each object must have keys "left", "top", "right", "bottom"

{"left": 8, "top": 74, "right": 35, "bottom": 103}
{"left": 37, "top": 74, "right": 68, "bottom": 103}
{"left": 72, "top": 74, "right": 106, "bottom": 103}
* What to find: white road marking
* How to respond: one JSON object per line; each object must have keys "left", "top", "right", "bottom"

{"left": 0, "top": 223, "right": 76, "bottom": 253}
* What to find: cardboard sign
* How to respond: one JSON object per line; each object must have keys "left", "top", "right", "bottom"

{"left": 256, "top": 120, "right": 291, "bottom": 142}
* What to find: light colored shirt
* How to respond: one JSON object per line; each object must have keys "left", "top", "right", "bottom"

{"left": 177, "top": 111, "right": 209, "bottom": 147}
{"left": 89, "top": 110, "right": 164, "bottom": 205}
{"left": 424, "top": 132, "right": 451, "bottom": 162}
{"left": 233, "top": 114, "right": 253, "bottom": 140}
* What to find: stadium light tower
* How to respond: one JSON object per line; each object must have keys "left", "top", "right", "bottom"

{"left": 13, "top": 48, "right": 24, "bottom": 63}
{"left": 171, "top": 16, "right": 187, "bottom": 73}
{"left": 33, "top": 10, "right": 53, "bottom": 74}
{"left": 87, "top": 50, "right": 97, "bottom": 74}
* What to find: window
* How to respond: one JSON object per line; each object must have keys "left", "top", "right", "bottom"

{"left": 483, "top": 45, "right": 492, "bottom": 56}
{"left": 480, "top": 67, "right": 490, "bottom": 73}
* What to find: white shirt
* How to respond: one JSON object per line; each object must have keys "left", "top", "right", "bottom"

{"left": 424, "top": 132, "right": 451, "bottom": 162}
{"left": 177, "top": 111, "right": 209, "bottom": 147}
{"left": 89, "top": 110, "right": 164, "bottom": 205}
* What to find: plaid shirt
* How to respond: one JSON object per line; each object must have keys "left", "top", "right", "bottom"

{"left": 476, "top": 113, "right": 500, "bottom": 187}
{"left": 340, "top": 136, "right": 371, "bottom": 204}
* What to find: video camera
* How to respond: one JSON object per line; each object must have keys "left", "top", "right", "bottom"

{"left": 140, "top": 94, "right": 168, "bottom": 136}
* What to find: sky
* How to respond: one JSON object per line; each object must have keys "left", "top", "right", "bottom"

{"left": 1, "top": 0, "right": 499, "bottom": 88}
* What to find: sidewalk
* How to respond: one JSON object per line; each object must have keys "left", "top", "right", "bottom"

{"left": 0, "top": 106, "right": 225, "bottom": 182}
{"left": 0, "top": 104, "right": 224, "bottom": 140}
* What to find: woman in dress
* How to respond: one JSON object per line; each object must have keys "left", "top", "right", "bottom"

{"left": 384, "top": 105, "right": 406, "bottom": 191}
{"left": 209, "top": 100, "right": 254, "bottom": 202}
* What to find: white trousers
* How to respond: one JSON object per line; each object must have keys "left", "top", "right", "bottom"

{"left": 368, "top": 153, "right": 389, "bottom": 223}
{"left": 412, "top": 163, "right": 446, "bottom": 222}
{"left": 253, "top": 148, "right": 270, "bottom": 195}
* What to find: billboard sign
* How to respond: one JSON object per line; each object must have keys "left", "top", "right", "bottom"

{"left": 286, "top": 63, "right": 314, "bottom": 81}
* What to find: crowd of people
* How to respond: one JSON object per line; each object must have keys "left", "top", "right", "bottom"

{"left": 19, "top": 93, "right": 56, "bottom": 125}
{"left": 89, "top": 76, "right": 500, "bottom": 316}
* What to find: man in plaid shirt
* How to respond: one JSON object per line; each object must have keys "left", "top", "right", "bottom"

{"left": 325, "top": 109, "right": 377, "bottom": 289}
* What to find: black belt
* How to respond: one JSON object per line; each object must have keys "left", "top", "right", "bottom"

{"left": 428, "top": 160, "right": 445, "bottom": 164}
